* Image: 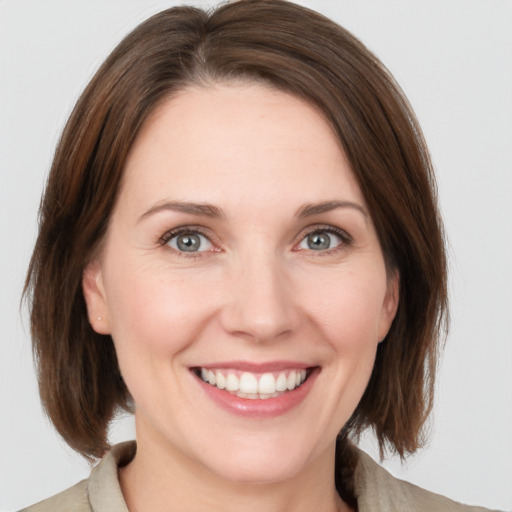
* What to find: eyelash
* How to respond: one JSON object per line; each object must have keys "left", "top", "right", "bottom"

{"left": 159, "top": 226, "right": 217, "bottom": 258}
{"left": 295, "top": 225, "right": 353, "bottom": 256}
{"left": 158, "top": 224, "right": 352, "bottom": 257}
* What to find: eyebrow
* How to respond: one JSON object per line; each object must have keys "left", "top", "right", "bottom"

{"left": 295, "top": 200, "right": 368, "bottom": 219}
{"left": 139, "top": 201, "right": 224, "bottom": 222}
{"left": 139, "top": 199, "right": 367, "bottom": 222}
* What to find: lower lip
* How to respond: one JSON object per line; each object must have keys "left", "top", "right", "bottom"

{"left": 193, "top": 368, "right": 319, "bottom": 419}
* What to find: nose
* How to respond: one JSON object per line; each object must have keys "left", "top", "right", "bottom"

{"left": 219, "top": 251, "right": 301, "bottom": 343}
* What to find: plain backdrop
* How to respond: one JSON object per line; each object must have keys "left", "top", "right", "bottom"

{"left": 1, "top": 1, "right": 511, "bottom": 510}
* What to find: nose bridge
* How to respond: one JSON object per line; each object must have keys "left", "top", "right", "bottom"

{"left": 221, "top": 244, "right": 299, "bottom": 342}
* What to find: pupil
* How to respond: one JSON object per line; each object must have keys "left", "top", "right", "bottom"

{"left": 177, "top": 234, "right": 200, "bottom": 252}
{"left": 308, "top": 232, "right": 330, "bottom": 250}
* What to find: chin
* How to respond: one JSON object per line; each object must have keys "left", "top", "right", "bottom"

{"left": 207, "top": 452, "right": 307, "bottom": 485}
{"left": 194, "top": 430, "right": 325, "bottom": 485}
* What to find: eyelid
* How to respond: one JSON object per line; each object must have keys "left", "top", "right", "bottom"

{"left": 158, "top": 223, "right": 352, "bottom": 256}
{"left": 159, "top": 225, "right": 220, "bottom": 253}
{"left": 293, "top": 224, "right": 353, "bottom": 252}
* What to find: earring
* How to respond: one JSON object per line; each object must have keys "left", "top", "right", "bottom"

{"left": 97, "top": 316, "right": 102, "bottom": 321}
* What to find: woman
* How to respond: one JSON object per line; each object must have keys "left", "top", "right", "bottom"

{"left": 20, "top": 1, "right": 500, "bottom": 511}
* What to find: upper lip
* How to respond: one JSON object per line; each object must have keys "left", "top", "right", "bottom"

{"left": 192, "top": 361, "right": 315, "bottom": 372}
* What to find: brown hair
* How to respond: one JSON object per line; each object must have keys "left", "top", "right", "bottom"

{"left": 25, "top": 0, "right": 447, "bottom": 462}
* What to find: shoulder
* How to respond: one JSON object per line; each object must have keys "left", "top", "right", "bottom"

{"left": 19, "top": 441, "right": 135, "bottom": 512}
{"left": 353, "top": 448, "right": 500, "bottom": 512}
{"left": 19, "top": 480, "right": 90, "bottom": 512}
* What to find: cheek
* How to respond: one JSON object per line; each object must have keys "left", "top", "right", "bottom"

{"left": 103, "top": 264, "right": 219, "bottom": 408}
{"left": 302, "top": 269, "right": 388, "bottom": 348}
{"left": 104, "top": 263, "right": 216, "bottom": 357}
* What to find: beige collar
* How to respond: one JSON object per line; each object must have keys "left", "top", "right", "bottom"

{"left": 89, "top": 442, "right": 134, "bottom": 512}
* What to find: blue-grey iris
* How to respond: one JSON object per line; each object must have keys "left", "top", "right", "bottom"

{"left": 307, "top": 232, "right": 331, "bottom": 250}
{"left": 176, "top": 233, "right": 201, "bottom": 252}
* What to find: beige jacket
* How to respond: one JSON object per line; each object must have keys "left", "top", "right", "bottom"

{"left": 21, "top": 441, "right": 499, "bottom": 512}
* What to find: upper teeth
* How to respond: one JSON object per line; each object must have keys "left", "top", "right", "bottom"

{"left": 199, "top": 368, "right": 307, "bottom": 396}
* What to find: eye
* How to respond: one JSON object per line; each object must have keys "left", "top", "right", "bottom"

{"left": 166, "top": 231, "right": 213, "bottom": 253}
{"left": 297, "top": 228, "right": 348, "bottom": 252}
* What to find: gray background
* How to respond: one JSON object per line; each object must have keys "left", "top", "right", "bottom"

{"left": 1, "top": 1, "right": 511, "bottom": 510}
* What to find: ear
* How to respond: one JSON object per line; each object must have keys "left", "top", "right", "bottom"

{"left": 378, "top": 270, "right": 399, "bottom": 342}
{"left": 82, "top": 260, "right": 111, "bottom": 335}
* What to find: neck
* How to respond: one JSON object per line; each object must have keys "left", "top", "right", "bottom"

{"left": 119, "top": 421, "right": 353, "bottom": 512}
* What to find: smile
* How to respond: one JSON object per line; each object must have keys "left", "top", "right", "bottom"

{"left": 191, "top": 363, "right": 318, "bottom": 418}
{"left": 196, "top": 368, "right": 309, "bottom": 399}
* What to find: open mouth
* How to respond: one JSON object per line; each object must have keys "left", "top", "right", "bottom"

{"left": 192, "top": 367, "right": 314, "bottom": 400}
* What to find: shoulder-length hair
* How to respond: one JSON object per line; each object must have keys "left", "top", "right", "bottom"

{"left": 25, "top": 0, "right": 447, "bottom": 460}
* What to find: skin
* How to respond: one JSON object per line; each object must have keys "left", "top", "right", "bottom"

{"left": 83, "top": 83, "right": 399, "bottom": 512}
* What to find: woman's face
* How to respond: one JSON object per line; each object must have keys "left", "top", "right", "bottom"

{"left": 83, "top": 83, "right": 398, "bottom": 484}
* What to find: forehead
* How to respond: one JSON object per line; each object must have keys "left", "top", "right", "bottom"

{"left": 120, "top": 83, "right": 364, "bottom": 213}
